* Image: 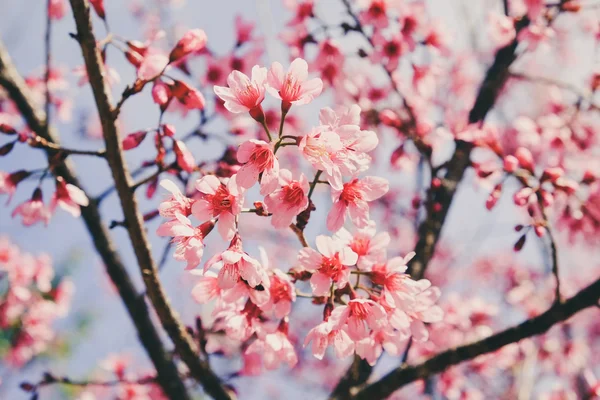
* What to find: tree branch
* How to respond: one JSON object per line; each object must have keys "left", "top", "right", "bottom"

{"left": 352, "top": 276, "right": 600, "bottom": 400}
{"left": 0, "top": 41, "right": 191, "bottom": 400}
{"left": 67, "top": 1, "right": 233, "bottom": 399}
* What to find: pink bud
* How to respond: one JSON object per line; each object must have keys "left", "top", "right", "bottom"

{"left": 137, "top": 53, "right": 169, "bottom": 82}
{"left": 513, "top": 187, "right": 534, "bottom": 206}
{"left": 0, "top": 123, "right": 17, "bottom": 135}
{"left": 146, "top": 177, "right": 158, "bottom": 199}
{"left": 540, "top": 190, "right": 554, "bottom": 207}
{"left": 582, "top": 170, "right": 596, "bottom": 184}
{"left": 554, "top": 178, "right": 578, "bottom": 195}
{"left": 0, "top": 141, "right": 15, "bottom": 156}
{"left": 534, "top": 225, "right": 546, "bottom": 237}
{"left": 515, "top": 147, "right": 534, "bottom": 172}
{"left": 169, "top": 29, "right": 208, "bottom": 63}
{"left": 172, "top": 81, "right": 205, "bottom": 110}
{"left": 199, "top": 220, "right": 216, "bottom": 237}
{"left": 514, "top": 234, "right": 526, "bottom": 252}
{"left": 152, "top": 81, "right": 172, "bottom": 109}
{"left": 162, "top": 124, "right": 176, "bottom": 137}
{"left": 173, "top": 140, "right": 195, "bottom": 172}
{"left": 503, "top": 155, "right": 518, "bottom": 173}
{"left": 486, "top": 184, "right": 502, "bottom": 210}
{"left": 122, "top": 131, "right": 148, "bottom": 150}
{"left": 90, "top": 0, "right": 106, "bottom": 19}
{"left": 541, "top": 167, "right": 563, "bottom": 182}
{"left": 379, "top": 109, "right": 402, "bottom": 128}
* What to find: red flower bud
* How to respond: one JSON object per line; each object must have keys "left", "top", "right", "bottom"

{"left": 122, "top": 131, "right": 148, "bottom": 150}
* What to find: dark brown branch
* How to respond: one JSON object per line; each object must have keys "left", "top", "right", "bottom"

{"left": 352, "top": 276, "right": 600, "bottom": 400}
{"left": 67, "top": 2, "right": 233, "bottom": 399}
{"left": 28, "top": 134, "right": 106, "bottom": 157}
{"left": 0, "top": 41, "right": 190, "bottom": 400}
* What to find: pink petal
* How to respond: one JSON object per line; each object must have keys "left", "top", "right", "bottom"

{"left": 310, "top": 272, "right": 331, "bottom": 296}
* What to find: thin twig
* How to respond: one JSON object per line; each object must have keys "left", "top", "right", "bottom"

{"left": 29, "top": 135, "right": 106, "bottom": 157}
{"left": 44, "top": 0, "right": 52, "bottom": 130}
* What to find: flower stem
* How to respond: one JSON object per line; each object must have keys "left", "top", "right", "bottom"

{"left": 308, "top": 170, "right": 323, "bottom": 199}
{"left": 260, "top": 120, "right": 273, "bottom": 142}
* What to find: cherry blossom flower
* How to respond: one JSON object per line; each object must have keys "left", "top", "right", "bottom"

{"left": 330, "top": 298, "right": 388, "bottom": 341}
{"left": 191, "top": 175, "right": 244, "bottom": 240}
{"left": 157, "top": 179, "right": 193, "bottom": 218}
{"left": 203, "top": 234, "right": 269, "bottom": 293}
{"left": 245, "top": 330, "right": 298, "bottom": 370}
{"left": 297, "top": 235, "right": 358, "bottom": 295}
{"left": 304, "top": 320, "right": 354, "bottom": 360}
{"left": 157, "top": 215, "right": 214, "bottom": 270}
{"left": 173, "top": 140, "right": 196, "bottom": 172}
{"left": 357, "top": 0, "right": 396, "bottom": 29}
{"left": 12, "top": 188, "right": 52, "bottom": 227}
{"left": 263, "top": 169, "right": 309, "bottom": 229}
{"left": 267, "top": 58, "right": 323, "bottom": 112}
{"left": 235, "top": 15, "right": 255, "bottom": 45}
{"left": 236, "top": 139, "right": 279, "bottom": 194}
{"left": 327, "top": 176, "right": 389, "bottom": 232}
{"left": 169, "top": 29, "right": 207, "bottom": 62}
{"left": 50, "top": 178, "right": 89, "bottom": 217}
{"left": 298, "top": 126, "right": 344, "bottom": 183}
{"left": 334, "top": 223, "right": 390, "bottom": 270}
{"left": 0, "top": 170, "right": 30, "bottom": 202}
{"left": 214, "top": 66, "right": 268, "bottom": 119}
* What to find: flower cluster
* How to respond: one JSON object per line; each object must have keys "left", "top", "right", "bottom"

{"left": 156, "top": 58, "right": 442, "bottom": 368}
{"left": 0, "top": 236, "right": 73, "bottom": 367}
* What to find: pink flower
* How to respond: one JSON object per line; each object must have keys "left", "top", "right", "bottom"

{"left": 298, "top": 127, "right": 344, "bottom": 181}
{"left": 371, "top": 32, "right": 407, "bottom": 71}
{"left": 330, "top": 298, "right": 388, "bottom": 341}
{"left": 264, "top": 169, "right": 309, "bottom": 229}
{"left": 173, "top": 140, "right": 196, "bottom": 172}
{"left": 318, "top": 106, "right": 379, "bottom": 188}
{"left": 203, "top": 235, "right": 269, "bottom": 292}
{"left": 0, "top": 170, "right": 30, "bottom": 202}
{"left": 236, "top": 140, "right": 279, "bottom": 194}
{"left": 48, "top": 0, "right": 66, "bottom": 20}
{"left": 169, "top": 29, "right": 207, "bottom": 62}
{"left": 214, "top": 66, "right": 267, "bottom": 116}
{"left": 371, "top": 255, "right": 444, "bottom": 341}
{"left": 267, "top": 58, "right": 323, "bottom": 111}
{"left": 304, "top": 320, "right": 354, "bottom": 360}
{"left": 334, "top": 223, "right": 390, "bottom": 270}
{"left": 172, "top": 80, "right": 206, "bottom": 110}
{"left": 157, "top": 179, "right": 193, "bottom": 218}
{"left": 191, "top": 175, "right": 244, "bottom": 240}
{"left": 358, "top": 0, "right": 395, "bottom": 29}
{"left": 191, "top": 270, "right": 221, "bottom": 304}
{"left": 245, "top": 330, "right": 298, "bottom": 370}
{"left": 263, "top": 269, "right": 296, "bottom": 318}
{"left": 297, "top": 235, "right": 358, "bottom": 295}
{"left": 235, "top": 15, "right": 255, "bottom": 45}
{"left": 50, "top": 178, "right": 89, "bottom": 217}
{"left": 327, "top": 177, "right": 389, "bottom": 232}
{"left": 137, "top": 52, "right": 169, "bottom": 81}
{"left": 157, "top": 215, "right": 213, "bottom": 270}
{"left": 12, "top": 189, "right": 52, "bottom": 227}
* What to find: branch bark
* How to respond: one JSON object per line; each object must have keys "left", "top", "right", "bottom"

{"left": 0, "top": 41, "right": 191, "bottom": 400}
{"left": 67, "top": 1, "right": 233, "bottom": 399}
{"left": 352, "top": 276, "right": 600, "bottom": 400}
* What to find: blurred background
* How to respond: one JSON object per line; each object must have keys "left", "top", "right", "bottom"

{"left": 1, "top": 0, "right": 599, "bottom": 399}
